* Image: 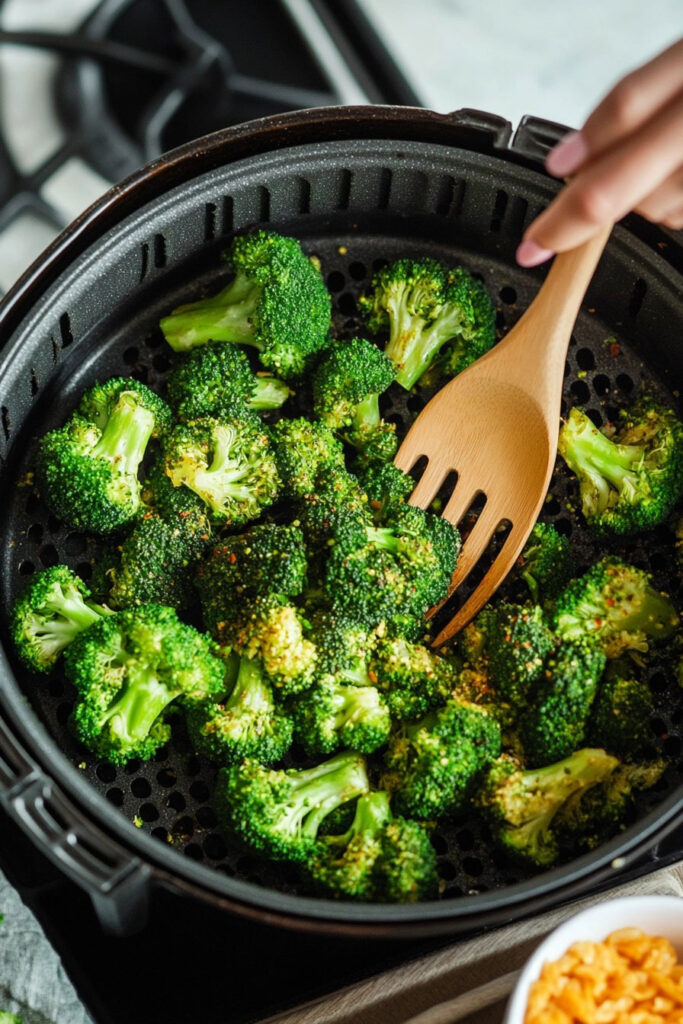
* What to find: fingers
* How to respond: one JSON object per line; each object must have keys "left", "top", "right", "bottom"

{"left": 518, "top": 90, "right": 683, "bottom": 263}
{"left": 557, "top": 38, "right": 683, "bottom": 175}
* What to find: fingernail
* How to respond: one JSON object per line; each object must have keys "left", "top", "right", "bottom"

{"left": 516, "top": 240, "right": 555, "bottom": 267}
{"left": 546, "top": 130, "right": 588, "bottom": 177}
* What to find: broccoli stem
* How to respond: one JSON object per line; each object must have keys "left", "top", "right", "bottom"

{"left": 286, "top": 753, "right": 369, "bottom": 838}
{"left": 191, "top": 424, "right": 255, "bottom": 505}
{"left": 351, "top": 393, "right": 381, "bottom": 432}
{"left": 28, "top": 593, "right": 105, "bottom": 661}
{"left": 250, "top": 377, "right": 291, "bottom": 410}
{"left": 366, "top": 526, "right": 400, "bottom": 554}
{"left": 563, "top": 418, "right": 644, "bottom": 512}
{"left": 228, "top": 657, "right": 272, "bottom": 714}
{"left": 91, "top": 394, "right": 155, "bottom": 474}
{"left": 98, "top": 666, "right": 177, "bottom": 746}
{"left": 160, "top": 274, "right": 263, "bottom": 351}
{"left": 386, "top": 299, "right": 467, "bottom": 390}
{"left": 330, "top": 686, "right": 381, "bottom": 731}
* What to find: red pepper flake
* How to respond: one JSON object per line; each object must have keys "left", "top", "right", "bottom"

{"left": 368, "top": 670, "right": 378, "bottom": 684}
{"left": 229, "top": 553, "right": 237, "bottom": 564}
{"left": 605, "top": 597, "right": 615, "bottom": 607}
{"left": 609, "top": 341, "right": 621, "bottom": 357}
{"left": 594, "top": 618, "right": 602, "bottom": 628}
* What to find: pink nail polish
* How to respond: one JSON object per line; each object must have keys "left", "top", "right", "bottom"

{"left": 546, "top": 130, "right": 588, "bottom": 177}
{"left": 516, "top": 240, "right": 555, "bottom": 267}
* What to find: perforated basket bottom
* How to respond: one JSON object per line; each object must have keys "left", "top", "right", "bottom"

{"left": 4, "top": 233, "right": 682, "bottom": 901}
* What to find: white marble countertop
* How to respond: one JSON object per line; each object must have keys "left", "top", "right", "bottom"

{"left": 361, "top": 0, "right": 682, "bottom": 131}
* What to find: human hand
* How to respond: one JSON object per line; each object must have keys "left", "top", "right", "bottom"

{"left": 516, "top": 38, "right": 683, "bottom": 267}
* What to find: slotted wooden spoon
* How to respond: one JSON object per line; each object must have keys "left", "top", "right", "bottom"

{"left": 395, "top": 224, "right": 612, "bottom": 646}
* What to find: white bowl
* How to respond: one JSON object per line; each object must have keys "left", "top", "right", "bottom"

{"left": 504, "top": 894, "right": 683, "bottom": 1024}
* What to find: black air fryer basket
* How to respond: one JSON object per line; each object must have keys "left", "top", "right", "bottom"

{"left": 0, "top": 107, "right": 681, "bottom": 938}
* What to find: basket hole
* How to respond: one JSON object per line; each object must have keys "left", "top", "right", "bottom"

{"left": 499, "top": 285, "right": 516, "bottom": 305}
{"left": 463, "top": 856, "right": 484, "bottom": 877}
{"left": 106, "top": 787, "right": 124, "bottom": 807}
{"left": 576, "top": 348, "right": 595, "bottom": 371}
{"left": 39, "top": 544, "right": 58, "bottom": 567}
{"left": 59, "top": 313, "right": 73, "bottom": 347}
{"left": 297, "top": 178, "right": 310, "bottom": 215}
{"left": 616, "top": 373, "right": 634, "bottom": 393}
{"left": 629, "top": 278, "right": 647, "bottom": 318}
{"left": 139, "top": 802, "right": 159, "bottom": 822}
{"left": 168, "top": 791, "right": 186, "bottom": 812}
{"left": 172, "top": 817, "right": 194, "bottom": 841}
{"left": 570, "top": 380, "right": 590, "bottom": 404}
{"left": 586, "top": 408, "right": 603, "bottom": 427}
{"left": 18, "top": 560, "right": 35, "bottom": 575}
{"left": 2, "top": 407, "right": 10, "bottom": 441}
{"left": 554, "top": 517, "right": 573, "bottom": 537}
{"left": 438, "top": 861, "right": 456, "bottom": 881}
{"left": 184, "top": 844, "right": 203, "bottom": 861}
{"left": 154, "top": 233, "right": 166, "bottom": 269}
{"left": 338, "top": 293, "right": 356, "bottom": 316}
{"left": 348, "top": 261, "right": 366, "bottom": 281}
{"left": 222, "top": 195, "right": 234, "bottom": 234}
{"left": 203, "top": 834, "right": 227, "bottom": 860}
{"left": 490, "top": 189, "right": 508, "bottom": 232}
{"left": 123, "top": 347, "right": 139, "bottom": 365}
{"left": 196, "top": 806, "right": 218, "bottom": 828}
{"left": 204, "top": 202, "right": 216, "bottom": 241}
{"left": 337, "top": 169, "right": 352, "bottom": 210}
{"left": 258, "top": 185, "right": 270, "bottom": 222}
{"left": 96, "top": 763, "right": 117, "bottom": 783}
{"left": 189, "top": 780, "right": 210, "bottom": 802}
{"left": 157, "top": 768, "right": 176, "bottom": 788}
{"left": 131, "top": 778, "right": 151, "bottom": 798}
{"left": 30, "top": 369, "right": 39, "bottom": 396}
{"left": 593, "top": 374, "right": 611, "bottom": 396}
{"left": 326, "top": 271, "right": 345, "bottom": 292}
{"left": 378, "top": 167, "right": 392, "bottom": 210}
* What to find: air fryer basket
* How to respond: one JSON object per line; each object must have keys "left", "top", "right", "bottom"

{"left": 0, "top": 107, "right": 681, "bottom": 938}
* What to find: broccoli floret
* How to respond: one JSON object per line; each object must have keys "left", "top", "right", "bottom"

{"left": 325, "top": 504, "right": 460, "bottom": 638}
{"left": 37, "top": 379, "right": 171, "bottom": 533}
{"left": 308, "top": 611, "right": 374, "bottom": 681}
{"left": 166, "top": 342, "right": 291, "bottom": 421}
{"left": 553, "top": 557, "right": 679, "bottom": 658}
{"left": 558, "top": 400, "right": 683, "bottom": 536}
{"left": 586, "top": 661, "right": 654, "bottom": 757}
{"left": 195, "top": 523, "right": 308, "bottom": 634}
{"left": 382, "top": 699, "right": 501, "bottom": 819}
{"left": 65, "top": 604, "right": 224, "bottom": 764}
{"left": 268, "top": 417, "right": 346, "bottom": 500}
{"left": 486, "top": 604, "right": 554, "bottom": 705}
{"left": 187, "top": 654, "right": 292, "bottom": 765}
{"left": 476, "top": 748, "right": 619, "bottom": 867}
{"left": 103, "top": 508, "right": 211, "bottom": 612}
{"left": 355, "top": 461, "right": 414, "bottom": 522}
{"left": 159, "top": 230, "right": 332, "bottom": 379}
{"left": 291, "top": 676, "right": 391, "bottom": 756}
{"left": 227, "top": 596, "right": 317, "bottom": 697}
{"left": 369, "top": 633, "right": 456, "bottom": 720}
{"left": 359, "top": 258, "right": 495, "bottom": 390}
{"left": 522, "top": 639, "right": 606, "bottom": 766}
{"left": 216, "top": 751, "right": 369, "bottom": 863}
{"left": 162, "top": 416, "right": 279, "bottom": 526}
{"left": 308, "top": 791, "right": 438, "bottom": 902}
{"left": 0, "top": 1013, "right": 23, "bottom": 1024}
{"left": 11, "top": 565, "right": 112, "bottom": 673}
{"left": 516, "top": 522, "right": 573, "bottom": 604}
{"left": 142, "top": 455, "right": 206, "bottom": 519}
{"left": 555, "top": 759, "right": 667, "bottom": 851}
{"left": 313, "top": 338, "right": 397, "bottom": 461}
{"left": 297, "top": 472, "right": 371, "bottom": 563}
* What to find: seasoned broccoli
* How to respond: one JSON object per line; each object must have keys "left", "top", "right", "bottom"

{"left": 227, "top": 595, "right": 317, "bottom": 697}
{"left": 486, "top": 604, "right": 554, "bottom": 705}
{"left": 269, "top": 417, "right": 346, "bottom": 499}
{"left": 359, "top": 257, "right": 495, "bottom": 390}
{"left": 308, "top": 611, "right": 374, "bottom": 681}
{"left": 196, "top": 522, "right": 307, "bottom": 633}
{"left": 65, "top": 604, "right": 224, "bottom": 764}
{"left": 163, "top": 416, "right": 279, "bottom": 526}
{"left": 476, "top": 748, "right": 619, "bottom": 867}
{"left": 0, "top": 1013, "right": 22, "bottom": 1024}
{"left": 11, "top": 565, "right": 112, "bottom": 673}
{"left": 103, "top": 508, "right": 210, "bottom": 612}
{"left": 312, "top": 337, "right": 397, "bottom": 461}
{"left": 355, "top": 461, "right": 414, "bottom": 522}
{"left": 37, "top": 378, "right": 171, "bottom": 533}
{"left": 309, "top": 791, "right": 438, "bottom": 902}
{"left": 516, "top": 522, "right": 573, "bottom": 604}
{"left": 159, "top": 230, "right": 331, "bottom": 379}
{"left": 522, "top": 639, "right": 606, "bottom": 766}
{"left": 187, "top": 653, "right": 292, "bottom": 765}
{"left": 166, "top": 342, "right": 291, "bottom": 421}
{"left": 586, "top": 661, "right": 654, "bottom": 757}
{"left": 382, "top": 699, "right": 501, "bottom": 819}
{"left": 555, "top": 759, "right": 667, "bottom": 851}
{"left": 297, "top": 472, "right": 371, "bottom": 562}
{"left": 216, "top": 751, "right": 369, "bottom": 863}
{"left": 553, "top": 557, "right": 679, "bottom": 658}
{"left": 369, "top": 633, "right": 456, "bottom": 720}
{"left": 558, "top": 400, "right": 683, "bottom": 535}
{"left": 292, "top": 675, "right": 391, "bottom": 756}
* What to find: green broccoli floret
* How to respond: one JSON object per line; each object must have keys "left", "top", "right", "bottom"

{"left": 159, "top": 230, "right": 332, "bottom": 379}
{"left": 37, "top": 379, "right": 171, "bottom": 533}
{"left": 297, "top": 472, "right": 371, "bottom": 563}
{"left": 553, "top": 557, "right": 679, "bottom": 658}
{"left": 195, "top": 523, "right": 308, "bottom": 634}
{"left": 142, "top": 455, "right": 206, "bottom": 519}
{"left": 555, "top": 759, "right": 667, "bottom": 851}
{"left": 166, "top": 342, "right": 291, "bottom": 421}
{"left": 269, "top": 417, "right": 346, "bottom": 500}
{"left": 382, "top": 699, "right": 501, "bottom": 819}
{"left": 522, "top": 639, "right": 606, "bottom": 766}
{"left": 11, "top": 565, "right": 112, "bottom": 674}
{"left": 486, "top": 604, "right": 554, "bottom": 705}
{"left": 187, "top": 653, "right": 292, "bottom": 766}
{"left": 586, "top": 661, "right": 654, "bottom": 757}
{"left": 516, "top": 522, "right": 573, "bottom": 604}
{"left": 228, "top": 595, "right": 317, "bottom": 697}
{"left": 65, "top": 604, "right": 224, "bottom": 764}
{"left": 216, "top": 751, "right": 369, "bottom": 863}
{"left": 558, "top": 400, "right": 683, "bottom": 536}
{"left": 291, "top": 675, "right": 391, "bottom": 756}
{"left": 308, "top": 611, "right": 374, "bottom": 681}
{"left": 355, "top": 461, "right": 414, "bottom": 522}
{"left": 0, "top": 1012, "right": 23, "bottom": 1024}
{"left": 369, "top": 633, "right": 456, "bottom": 720}
{"left": 359, "top": 258, "right": 495, "bottom": 390}
{"left": 162, "top": 416, "right": 279, "bottom": 526}
{"left": 308, "top": 791, "right": 438, "bottom": 902}
{"left": 476, "top": 748, "right": 619, "bottom": 867}
{"left": 312, "top": 337, "right": 397, "bottom": 461}
{"left": 103, "top": 508, "right": 211, "bottom": 612}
